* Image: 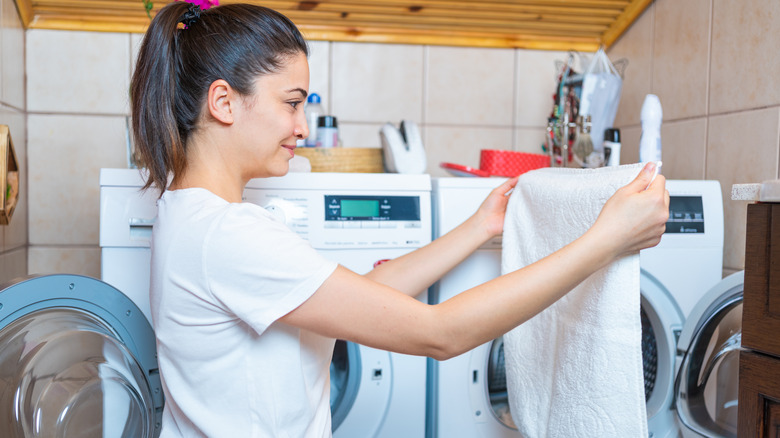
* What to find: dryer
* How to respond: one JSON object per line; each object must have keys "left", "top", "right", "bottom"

{"left": 427, "top": 177, "right": 740, "bottom": 438}
{"left": 99, "top": 168, "right": 431, "bottom": 438}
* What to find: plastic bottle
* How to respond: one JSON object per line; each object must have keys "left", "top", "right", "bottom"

{"left": 316, "top": 115, "right": 339, "bottom": 148}
{"left": 304, "top": 93, "right": 324, "bottom": 147}
{"left": 639, "top": 94, "right": 662, "bottom": 163}
{"left": 603, "top": 128, "right": 621, "bottom": 166}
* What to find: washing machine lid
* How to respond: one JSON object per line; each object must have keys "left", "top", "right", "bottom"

{"left": 0, "top": 274, "right": 162, "bottom": 437}
{"left": 675, "top": 271, "right": 743, "bottom": 438}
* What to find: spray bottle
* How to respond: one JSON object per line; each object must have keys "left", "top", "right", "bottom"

{"left": 639, "top": 94, "right": 662, "bottom": 163}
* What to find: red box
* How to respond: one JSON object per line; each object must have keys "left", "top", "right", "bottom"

{"left": 479, "top": 149, "right": 549, "bottom": 177}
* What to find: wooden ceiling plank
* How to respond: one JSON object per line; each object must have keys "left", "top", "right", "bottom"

{"left": 252, "top": 1, "right": 620, "bottom": 23}
{"left": 14, "top": 0, "right": 35, "bottom": 27}
{"left": 300, "top": 25, "right": 601, "bottom": 51}
{"left": 247, "top": 0, "right": 625, "bottom": 17}
{"left": 278, "top": 10, "right": 610, "bottom": 32}
{"left": 600, "top": 0, "right": 651, "bottom": 47}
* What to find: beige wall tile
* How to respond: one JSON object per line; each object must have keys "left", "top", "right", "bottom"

{"left": 130, "top": 33, "right": 143, "bottom": 82}
{"left": 28, "top": 114, "right": 127, "bottom": 245}
{"left": 710, "top": 0, "right": 780, "bottom": 114}
{"left": 331, "top": 42, "right": 423, "bottom": 124}
{"left": 423, "top": 125, "right": 512, "bottom": 177}
{"left": 0, "top": 247, "right": 27, "bottom": 283}
{"left": 28, "top": 246, "right": 100, "bottom": 278}
{"left": 27, "top": 30, "right": 130, "bottom": 114}
{"left": 659, "top": 118, "right": 707, "bottom": 180}
{"left": 1, "top": 0, "right": 24, "bottom": 110}
{"left": 426, "top": 46, "right": 514, "bottom": 127}
{"left": 608, "top": 3, "right": 654, "bottom": 128}
{"left": 514, "top": 127, "right": 548, "bottom": 155}
{"left": 652, "top": 0, "right": 710, "bottom": 121}
{"left": 307, "top": 40, "right": 330, "bottom": 113}
{"left": 620, "top": 125, "right": 642, "bottom": 165}
{"left": 515, "top": 50, "right": 569, "bottom": 128}
{"left": 1, "top": 106, "right": 26, "bottom": 249}
{"left": 706, "top": 108, "right": 780, "bottom": 270}
{"left": 338, "top": 122, "right": 383, "bottom": 149}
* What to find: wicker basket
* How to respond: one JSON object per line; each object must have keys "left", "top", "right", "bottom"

{"left": 295, "top": 147, "right": 385, "bottom": 173}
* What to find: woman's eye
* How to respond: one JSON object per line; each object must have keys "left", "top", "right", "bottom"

{"left": 288, "top": 100, "right": 302, "bottom": 109}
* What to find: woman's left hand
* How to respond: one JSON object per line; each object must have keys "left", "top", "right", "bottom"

{"left": 472, "top": 176, "right": 519, "bottom": 238}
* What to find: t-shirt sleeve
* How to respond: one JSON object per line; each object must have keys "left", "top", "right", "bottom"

{"left": 202, "top": 203, "right": 338, "bottom": 334}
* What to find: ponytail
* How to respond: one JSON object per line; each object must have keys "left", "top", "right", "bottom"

{"left": 130, "top": 2, "right": 308, "bottom": 193}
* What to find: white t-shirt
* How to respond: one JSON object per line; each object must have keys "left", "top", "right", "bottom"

{"left": 150, "top": 188, "right": 339, "bottom": 438}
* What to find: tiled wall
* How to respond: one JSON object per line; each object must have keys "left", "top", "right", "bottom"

{"left": 24, "top": 28, "right": 568, "bottom": 277}
{"left": 0, "top": 0, "right": 26, "bottom": 284}
{"left": 607, "top": 0, "right": 780, "bottom": 273}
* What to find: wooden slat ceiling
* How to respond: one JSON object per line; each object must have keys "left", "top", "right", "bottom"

{"left": 13, "top": 0, "right": 651, "bottom": 51}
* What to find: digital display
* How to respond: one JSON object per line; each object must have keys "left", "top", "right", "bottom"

{"left": 325, "top": 195, "right": 420, "bottom": 221}
{"left": 340, "top": 199, "right": 379, "bottom": 217}
{"left": 666, "top": 196, "right": 704, "bottom": 233}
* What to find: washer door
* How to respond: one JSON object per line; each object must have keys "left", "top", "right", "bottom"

{"left": 640, "top": 270, "right": 685, "bottom": 438}
{"left": 466, "top": 337, "right": 519, "bottom": 437}
{"left": 331, "top": 341, "right": 391, "bottom": 437}
{"left": 0, "top": 275, "right": 162, "bottom": 438}
{"left": 675, "top": 271, "right": 743, "bottom": 438}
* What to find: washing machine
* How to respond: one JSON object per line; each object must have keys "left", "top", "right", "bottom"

{"left": 427, "top": 177, "right": 514, "bottom": 438}
{"left": 99, "top": 168, "right": 431, "bottom": 438}
{"left": 427, "top": 176, "right": 742, "bottom": 438}
{"left": 0, "top": 274, "right": 163, "bottom": 437}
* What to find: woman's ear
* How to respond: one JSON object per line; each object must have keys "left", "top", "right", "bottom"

{"left": 207, "top": 79, "right": 235, "bottom": 125}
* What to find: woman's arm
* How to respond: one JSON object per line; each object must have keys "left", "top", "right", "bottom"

{"left": 364, "top": 177, "right": 518, "bottom": 297}
{"left": 281, "top": 163, "right": 669, "bottom": 360}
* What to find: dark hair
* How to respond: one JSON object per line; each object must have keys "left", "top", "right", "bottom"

{"left": 130, "top": 2, "right": 309, "bottom": 192}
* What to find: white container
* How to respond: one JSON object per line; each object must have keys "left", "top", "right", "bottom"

{"left": 604, "top": 128, "right": 621, "bottom": 166}
{"left": 316, "top": 115, "right": 339, "bottom": 148}
{"left": 639, "top": 94, "right": 662, "bottom": 163}
{"left": 304, "top": 93, "right": 324, "bottom": 147}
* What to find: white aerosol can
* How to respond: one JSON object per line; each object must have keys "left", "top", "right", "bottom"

{"left": 639, "top": 94, "right": 662, "bottom": 163}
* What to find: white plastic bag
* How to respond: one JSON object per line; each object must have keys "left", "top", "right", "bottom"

{"left": 579, "top": 47, "right": 624, "bottom": 155}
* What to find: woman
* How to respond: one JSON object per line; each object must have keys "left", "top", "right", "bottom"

{"left": 130, "top": 2, "right": 669, "bottom": 437}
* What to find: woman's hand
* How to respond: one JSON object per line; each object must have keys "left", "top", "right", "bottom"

{"left": 471, "top": 176, "right": 520, "bottom": 239}
{"left": 590, "top": 162, "right": 670, "bottom": 258}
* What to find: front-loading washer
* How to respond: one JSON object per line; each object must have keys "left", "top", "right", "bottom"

{"left": 100, "top": 168, "right": 431, "bottom": 438}
{"left": 0, "top": 274, "right": 163, "bottom": 437}
{"left": 427, "top": 176, "right": 738, "bottom": 438}
{"left": 427, "top": 177, "right": 514, "bottom": 438}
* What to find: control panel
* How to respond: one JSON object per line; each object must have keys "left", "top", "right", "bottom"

{"left": 666, "top": 196, "right": 705, "bottom": 234}
{"left": 243, "top": 188, "right": 431, "bottom": 250}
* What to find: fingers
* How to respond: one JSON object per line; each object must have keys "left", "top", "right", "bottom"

{"left": 495, "top": 176, "right": 519, "bottom": 197}
{"left": 622, "top": 162, "right": 659, "bottom": 194}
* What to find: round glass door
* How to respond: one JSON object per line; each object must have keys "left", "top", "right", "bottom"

{"left": 0, "top": 308, "right": 157, "bottom": 438}
{"left": 676, "top": 292, "right": 742, "bottom": 437}
{"left": 330, "top": 340, "right": 360, "bottom": 431}
{"left": 486, "top": 336, "right": 517, "bottom": 429}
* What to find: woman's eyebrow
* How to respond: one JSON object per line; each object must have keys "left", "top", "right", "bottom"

{"left": 286, "top": 88, "right": 308, "bottom": 99}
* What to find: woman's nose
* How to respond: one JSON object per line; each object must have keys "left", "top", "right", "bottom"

{"left": 295, "top": 114, "right": 310, "bottom": 140}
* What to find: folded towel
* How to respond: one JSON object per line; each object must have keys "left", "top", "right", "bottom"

{"left": 501, "top": 163, "right": 648, "bottom": 438}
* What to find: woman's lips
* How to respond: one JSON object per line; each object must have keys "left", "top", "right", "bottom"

{"left": 281, "top": 144, "right": 296, "bottom": 156}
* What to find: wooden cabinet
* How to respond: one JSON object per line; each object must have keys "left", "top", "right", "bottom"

{"left": 738, "top": 202, "right": 780, "bottom": 437}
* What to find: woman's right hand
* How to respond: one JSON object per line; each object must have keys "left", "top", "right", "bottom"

{"left": 590, "top": 162, "right": 670, "bottom": 259}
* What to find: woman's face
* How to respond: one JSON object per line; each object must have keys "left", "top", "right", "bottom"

{"left": 233, "top": 52, "right": 310, "bottom": 179}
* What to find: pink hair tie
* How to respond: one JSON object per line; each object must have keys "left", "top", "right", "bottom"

{"left": 180, "top": 0, "right": 219, "bottom": 10}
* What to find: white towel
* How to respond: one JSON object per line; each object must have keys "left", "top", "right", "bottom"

{"left": 501, "top": 163, "right": 648, "bottom": 438}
